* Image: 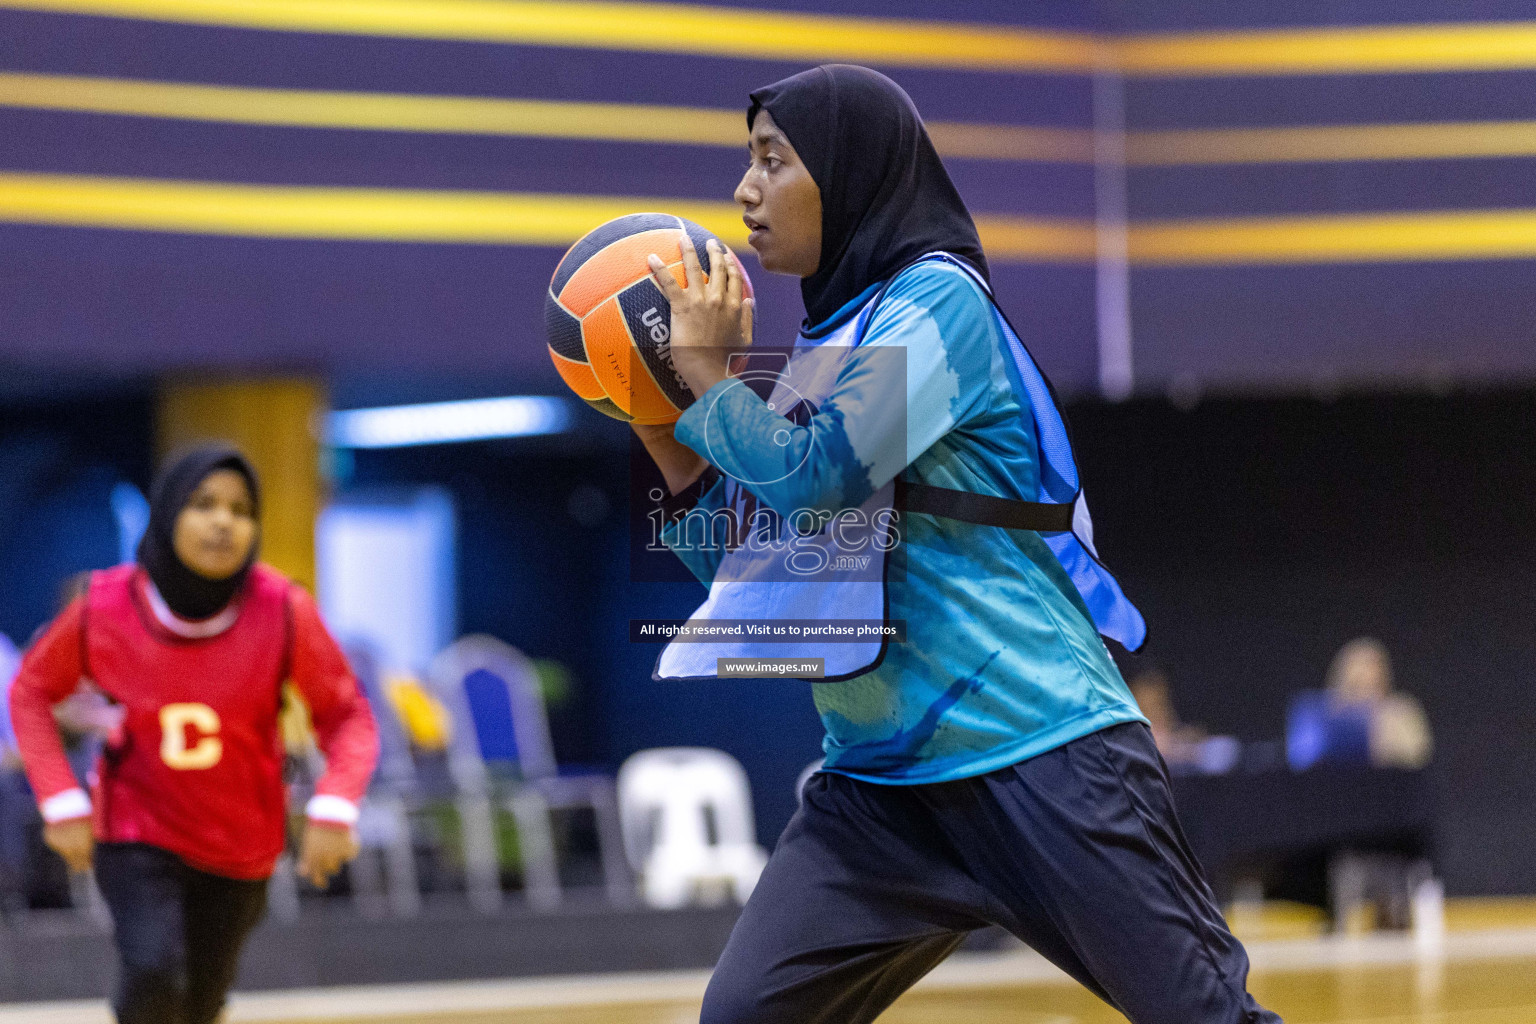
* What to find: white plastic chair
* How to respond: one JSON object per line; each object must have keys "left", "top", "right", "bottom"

{"left": 617, "top": 748, "right": 768, "bottom": 910}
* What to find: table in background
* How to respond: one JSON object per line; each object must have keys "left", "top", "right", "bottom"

{"left": 1170, "top": 767, "right": 1435, "bottom": 916}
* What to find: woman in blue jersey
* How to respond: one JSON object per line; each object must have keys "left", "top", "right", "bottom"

{"left": 636, "top": 65, "right": 1280, "bottom": 1024}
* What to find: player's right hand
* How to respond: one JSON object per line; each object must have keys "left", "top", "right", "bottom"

{"left": 43, "top": 819, "right": 95, "bottom": 874}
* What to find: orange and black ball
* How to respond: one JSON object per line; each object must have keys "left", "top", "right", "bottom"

{"left": 545, "top": 213, "right": 752, "bottom": 424}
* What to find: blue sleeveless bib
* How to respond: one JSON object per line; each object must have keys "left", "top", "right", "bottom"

{"left": 654, "top": 253, "right": 1145, "bottom": 683}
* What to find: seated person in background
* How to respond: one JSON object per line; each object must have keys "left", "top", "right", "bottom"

{"left": 1129, "top": 668, "right": 1204, "bottom": 766}
{"left": 1289, "top": 637, "right": 1432, "bottom": 770}
{"left": 1326, "top": 637, "right": 1432, "bottom": 770}
{"left": 1313, "top": 639, "right": 1436, "bottom": 930}
{"left": 1128, "top": 668, "right": 1239, "bottom": 773}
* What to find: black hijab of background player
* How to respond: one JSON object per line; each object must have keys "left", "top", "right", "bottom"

{"left": 747, "top": 64, "right": 990, "bottom": 331}
{"left": 136, "top": 443, "right": 262, "bottom": 620}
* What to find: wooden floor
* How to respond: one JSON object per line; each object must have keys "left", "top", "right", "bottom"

{"left": 228, "top": 949, "right": 1536, "bottom": 1024}
{"left": 6, "top": 913, "right": 1536, "bottom": 1024}
{"left": 242, "top": 965, "right": 1533, "bottom": 1024}
{"left": 269, "top": 953, "right": 1536, "bottom": 1024}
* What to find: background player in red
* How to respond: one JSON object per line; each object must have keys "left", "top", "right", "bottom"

{"left": 8, "top": 444, "right": 379, "bottom": 1024}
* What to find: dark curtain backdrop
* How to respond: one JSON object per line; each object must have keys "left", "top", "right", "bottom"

{"left": 1075, "top": 387, "right": 1536, "bottom": 896}
{"left": 344, "top": 388, "right": 1535, "bottom": 895}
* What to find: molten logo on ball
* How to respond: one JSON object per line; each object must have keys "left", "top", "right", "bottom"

{"left": 641, "top": 306, "right": 669, "bottom": 344}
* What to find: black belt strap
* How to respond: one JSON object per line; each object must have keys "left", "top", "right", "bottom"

{"left": 894, "top": 479, "right": 1075, "bottom": 533}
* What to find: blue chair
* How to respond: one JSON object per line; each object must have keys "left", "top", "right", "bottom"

{"left": 428, "top": 635, "right": 632, "bottom": 911}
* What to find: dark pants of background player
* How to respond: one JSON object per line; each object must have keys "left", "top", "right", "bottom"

{"left": 702, "top": 722, "right": 1282, "bottom": 1024}
{"left": 95, "top": 842, "right": 269, "bottom": 1024}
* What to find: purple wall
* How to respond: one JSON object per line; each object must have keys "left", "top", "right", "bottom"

{"left": 1, "top": 2, "right": 1531, "bottom": 399}
{"left": 0, "top": 4, "right": 1099, "bottom": 397}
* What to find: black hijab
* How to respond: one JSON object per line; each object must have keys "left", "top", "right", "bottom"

{"left": 136, "top": 443, "right": 261, "bottom": 620}
{"left": 747, "top": 64, "right": 989, "bottom": 330}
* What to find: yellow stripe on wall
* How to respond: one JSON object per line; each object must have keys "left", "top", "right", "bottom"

{"left": 5, "top": 173, "right": 1536, "bottom": 265}
{"left": 15, "top": 69, "right": 1536, "bottom": 166}
{"left": 29, "top": 71, "right": 1536, "bottom": 166}
{"left": 0, "top": 172, "right": 1098, "bottom": 261}
{"left": 4, "top": 1, "right": 1536, "bottom": 76}
{"left": 0, "top": 171, "right": 752, "bottom": 246}
{"left": 13, "top": 72, "right": 1536, "bottom": 167}
{"left": 979, "top": 218, "right": 1096, "bottom": 262}
{"left": 0, "top": 72, "right": 747, "bottom": 146}
{"left": 1128, "top": 210, "right": 1536, "bottom": 264}
{"left": 931, "top": 123, "right": 1095, "bottom": 163}
{"left": 0, "top": 0, "right": 1098, "bottom": 72}
{"left": 0, "top": 72, "right": 1098, "bottom": 163}
{"left": 11, "top": 72, "right": 1536, "bottom": 166}
{"left": 1118, "top": 22, "right": 1536, "bottom": 77}
{"left": 1126, "top": 121, "right": 1536, "bottom": 165}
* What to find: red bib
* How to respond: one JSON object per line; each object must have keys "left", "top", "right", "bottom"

{"left": 87, "top": 564, "right": 292, "bottom": 879}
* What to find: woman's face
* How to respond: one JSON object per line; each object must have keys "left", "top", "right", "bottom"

{"left": 734, "top": 110, "right": 822, "bottom": 277}
{"left": 172, "top": 469, "right": 257, "bottom": 580}
{"left": 1331, "top": 643, "right": 1391, "bottom": 703}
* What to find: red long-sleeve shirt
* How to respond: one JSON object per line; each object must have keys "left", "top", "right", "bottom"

{"left": 9, "top": 563, "right": 378, "bottom": 880}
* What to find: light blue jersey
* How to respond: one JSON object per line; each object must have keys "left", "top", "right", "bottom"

{"left": 665, "top": 259, "right": 1146, "bottom": 784}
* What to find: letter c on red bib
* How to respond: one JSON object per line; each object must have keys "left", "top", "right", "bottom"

{"left": 159, "top": 703, "right": 223, "bottom": 770}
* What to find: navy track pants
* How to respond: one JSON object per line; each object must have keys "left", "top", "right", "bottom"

{"left": 95, "top": 842, "right": 268, "bottom": 1024}
{"left": 702, "top": 722, "right": 1282, "bottom": 1024}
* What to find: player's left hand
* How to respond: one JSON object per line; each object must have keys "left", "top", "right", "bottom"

{"left": 647, "top": 232, "right": 753, "bottom": 396}
{"left": 297, "top": 821, "right": 360, "bottom": 888}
